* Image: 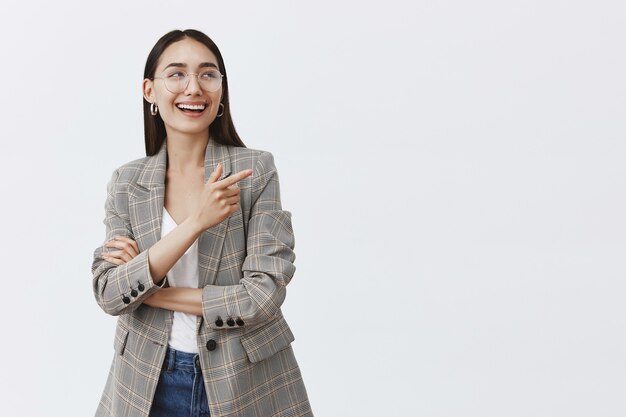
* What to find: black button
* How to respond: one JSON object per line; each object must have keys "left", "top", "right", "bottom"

{"left": 236, "top": 318, "right": 244, "bottom": 326}
{"left": 206, "top": 339, "right": 217, "bottom": 351}
{"left": 122, "top": 295, "right": 131, "bottom": 304}
{"left": 130, "top": 289, "right": 138, "bottom": 297}
{"left": 226, "top": 318, "right": 235, "bottom": 327}
{"left": 137, "top": 283, "right": 145, "bottom": 292}
{"left": 215, "top": 317, "right": 223, "bottom": 327}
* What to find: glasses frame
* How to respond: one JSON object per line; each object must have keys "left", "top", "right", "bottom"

{"left": 151, "top": 68, "right": 224, "bottom": 93}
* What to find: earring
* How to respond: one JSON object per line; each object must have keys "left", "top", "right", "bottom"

{"left": 216, "top": 103, "right": 224, "bottom": 118}
{"left": 150, "top": 102, "right": 158, "bottom": 116}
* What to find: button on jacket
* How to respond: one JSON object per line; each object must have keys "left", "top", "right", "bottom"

{"left": 92, "top": 139, "right": 313, "bottom": 417}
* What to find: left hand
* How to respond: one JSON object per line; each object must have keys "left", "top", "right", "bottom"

{"left": 101, "top": 236, "right": 139, "bottom": 265}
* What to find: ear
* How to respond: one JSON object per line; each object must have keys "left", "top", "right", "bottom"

{"left": 142, "top": 78, "right": 155, "bottom": 103}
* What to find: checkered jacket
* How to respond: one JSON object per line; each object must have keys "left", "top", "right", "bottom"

{"left": 92, "top": 139, "right": 313, "bottom": 417}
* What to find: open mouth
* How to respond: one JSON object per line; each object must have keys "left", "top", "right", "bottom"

{"left": 176, "top": 103, "right": 207, "bottom": 115}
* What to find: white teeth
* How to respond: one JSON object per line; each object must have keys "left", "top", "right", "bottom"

{"left": 177, "top": 103, "right": 206, "bottom": 110}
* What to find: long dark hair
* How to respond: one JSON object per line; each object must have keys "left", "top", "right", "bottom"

{"left": 142, "top": 29, "right": 246, "bottom": 156}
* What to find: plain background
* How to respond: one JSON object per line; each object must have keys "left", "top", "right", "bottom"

{"left": 1, "top": 0, "right": 625, "bottom": 416}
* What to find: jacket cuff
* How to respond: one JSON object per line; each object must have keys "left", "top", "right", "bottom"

{"left": 201, "top": 285, "right": 247, "bottom": 330}
{"left": 104, "top": 250, "right": 168, "bottom": 314}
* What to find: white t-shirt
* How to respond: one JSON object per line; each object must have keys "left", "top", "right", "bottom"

{"left": 161, "top": 206, "right": 200, "bottom": 353}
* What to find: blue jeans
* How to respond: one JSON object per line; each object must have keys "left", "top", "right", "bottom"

{"left": 149, "top": 347, "right": 211, "bottom": 417}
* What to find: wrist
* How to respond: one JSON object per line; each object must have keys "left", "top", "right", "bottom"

{"left": 182, "top": 214, "right": 205, "bottom": 237}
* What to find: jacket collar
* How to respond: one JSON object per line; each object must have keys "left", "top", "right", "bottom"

{"left": 137, "top": 137, "right": 232, "bottom": 190}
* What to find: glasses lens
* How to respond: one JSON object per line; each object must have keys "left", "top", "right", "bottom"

{"left": 162, "top": 70, "right": 222, "bottom": 93}
{"left": 198, "top": 69, "right": 222, "bottom": 92}
{"left": 163, "top": 71, "right": 186, "bottom": 93}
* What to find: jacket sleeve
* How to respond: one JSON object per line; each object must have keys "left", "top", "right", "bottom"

{"left": 201, "top": 151, "right": 296, "bottom": 330}
{"left": 91, "top": 169, "right": 168, "bottom": 316}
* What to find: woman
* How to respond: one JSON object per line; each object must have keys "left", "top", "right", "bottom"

{"left": 91, "top": 29, "right": 313, "bottom": 417}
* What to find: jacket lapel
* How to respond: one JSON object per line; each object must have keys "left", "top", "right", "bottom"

{"left": 127, "top": 141, "right": 167, "bottom": 257}
{"left": 198, "top": 139, "right": 232, "bottom": 287}
{"left": 128, "top": 138, "right": 232, "bottom": 288}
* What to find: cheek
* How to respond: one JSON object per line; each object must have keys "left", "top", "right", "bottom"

{"left": 212, "top": 93, "right": 223, "bottom": 109}
{"left": 211, "top": 89, "right": 223, "bottom": 104}
{"left": 155, "top": 95, "right": 177, "bottom": 116}
{"left": 155, "top": 89, "right": 176, "bottom": 108}
{"left": 158, "top": 104, "right": 177, "bottom": 120}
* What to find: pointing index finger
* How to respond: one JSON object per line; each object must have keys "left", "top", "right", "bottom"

{"left": 218, "top": 169, "right": 253, "bottom": 188}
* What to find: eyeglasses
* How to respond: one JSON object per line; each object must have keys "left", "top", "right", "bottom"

{"left": 152, "top": 69, "right": 224, "bottom": 93}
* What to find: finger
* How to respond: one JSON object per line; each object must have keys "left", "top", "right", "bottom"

{"left": 112, "top": 236, "right": 139, "bottom": 257}
{"left": 213, "top": 187, "right": 240, "bottom": 203}
{"left": 222, "top": 185, "right": 241, "bottom": 197}
{"left": 225, "top": 194, "right": 241, "bottom": 206}
{"left": 207, "top": 162, "right": 223, "bottom": 184}
{"left": 105, "top": 249, "right": 133, "bottom": 263}
{"left": 105, "top": 239, "right": 138, "bottom": 259}
{"left": 118, "top": 250, "right": 133, "bottom": 263}
{"left": 101, "top": 254, "right": 124, "bottom": 266}
{"left": 217, "top": 169, "right": 253, "bottom": 189}
{"left": 114, "top": 236, "right": 139, "bottom": 256}
{"left": 105, "top": 237, "right": 135, "bottom": 254}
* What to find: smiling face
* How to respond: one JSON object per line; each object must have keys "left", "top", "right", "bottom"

{"left": 142, "top": 37, "right": 223, "bottom": 140}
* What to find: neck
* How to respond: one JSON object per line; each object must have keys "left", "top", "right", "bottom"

{"left": 164, "top": 130, "right": 209, "bottom": 174}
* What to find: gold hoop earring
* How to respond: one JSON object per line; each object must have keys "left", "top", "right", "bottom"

{"left": 216, "top": 103, "right": 224, "bottom": 118}
{"left": 150, "top": 102, "right": 158, "bottom": 116}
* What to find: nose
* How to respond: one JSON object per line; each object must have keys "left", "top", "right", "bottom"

{"left": 184, "top": 74, "right": 202, "bottom": 95}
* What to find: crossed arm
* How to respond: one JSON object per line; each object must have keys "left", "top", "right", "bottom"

{"left": 146, "top": 288, "right": 203, "bottom": 315}
{"left": 92, "top": 151, "right": 296, "bottom": 328}
{"left": 97, "top": 159, "right": 247, "bottom": 316}
{"left": 102, "top": 233, "right": 204, "bottom": 316}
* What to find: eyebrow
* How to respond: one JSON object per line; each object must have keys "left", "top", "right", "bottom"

{"left": 162, "top": 62, "right": 218, "bottom": 70}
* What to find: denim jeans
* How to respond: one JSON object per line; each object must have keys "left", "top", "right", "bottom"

{"left": 149, "top": 347, "right": 211, "bottom": 417}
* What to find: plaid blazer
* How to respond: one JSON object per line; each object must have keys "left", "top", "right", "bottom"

{"left": 92, "top": 139, "right": 313, "bottom": 417}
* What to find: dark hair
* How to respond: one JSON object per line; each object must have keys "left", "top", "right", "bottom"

{"left": 142, "top": 29, "right": 246, "bottom": 156}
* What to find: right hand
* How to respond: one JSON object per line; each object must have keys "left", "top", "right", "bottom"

{"left": 192, "top": 162, "right": 253, "bottom": 231}
{"left": 101, "top": 235, "right": 139, "bottom": 265}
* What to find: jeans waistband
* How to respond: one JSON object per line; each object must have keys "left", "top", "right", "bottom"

{"left": 162, "top": 346, "right": 201, "bottom": 372}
